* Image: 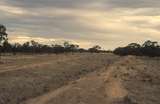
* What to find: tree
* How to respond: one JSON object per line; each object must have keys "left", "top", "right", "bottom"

{"left": 0, "top": 24, "right": 8, "bottom": 60}
{"left": 53, "top": 44, "right": 65, "bottom": 54}
{"left": 113, "top": 40, "right": 160, "bottom": 57}
{"left": 63, "top": 41, "right": 79, "bottom": 52}
{"left": 69, "top": 44, "right": 79, "bottom": 52}
{"left": 63, "top": 41, "right": 70, "bottom": 48}
{"left": 127, "top": 43, "right": 141, "bottom": 48}
{"left": 30, "top": 40, "right": 39, "bottom": 53}
{"left": 141, "top": 40, "right": 160, "bottom": 56}
{"left": 88, "top": 45, "right": 101, "bottom": 53}
{"left": 0, "top": 25, "right": 7, "bottom": 45}
{"left": 12, "top": 43, "right": 21, "bottom": 55}
{"left": 3, "top": 39, "right": 12, "bottom": 53}
{"left": 22, "top": 41, "right": 30, "bottom": 53}
{"left": 142, "top": 40, "right": 159, "bottom": 48}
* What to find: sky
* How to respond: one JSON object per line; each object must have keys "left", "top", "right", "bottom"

{"left": 0, "top": 0, "right": 160, "bottom": 49}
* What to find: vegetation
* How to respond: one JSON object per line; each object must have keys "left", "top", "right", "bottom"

{"left": 88, "top": 45, "right": 101, "bottom": 53}
{"left": 114, "top": 40, "right": 160, "bottom": 57}
{"left": 2, "top": 24, "right": 160, "bottom": 57}
{"left": 0, "top": 25, "right": 8, "bottom": 45}
{"left": 0, "top": 24, "right": 104, "bottom": 55}
{"left": 0, "top": 24, "right": 8, "bottom": 59}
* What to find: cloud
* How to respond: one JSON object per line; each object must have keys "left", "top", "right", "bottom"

{"left": 3, "top": 0, "right": 160, "bottom": 9}
{"left": 110, "top": 0, "right": 160, "bottom": 8}
{"left": 1, "top": 0, "right": 160, "bottom": 49}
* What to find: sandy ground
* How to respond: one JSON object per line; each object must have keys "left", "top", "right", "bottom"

{"left": 0, "top": 53, "right": 160, "bottom": 104}
{"left": 23, "top": 55, "right": 160, "bottom": 104}
{"left": 0, "top": 53, "right": 119, "bottom": 104}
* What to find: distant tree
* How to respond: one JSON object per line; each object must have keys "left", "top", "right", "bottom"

{"left": 53, "top": 44, "right": 65, "bottom": 54}
{"left": 69, "top": 44, "right": 79, "bottom": 52}
{"left": 0, "top": 24, "right": 8, "bottom": 60}
{"left": 127, "top": 43, "right": 141, "bottom": 48}
{"left": 12, "top": 43, "right": 21, "bottom": 55}
{"left": 30, "top": 40, "right": 39, "bottom": 53}
{"left": 78, "top": 48, "right": 86, "bottom": 53}
{"left": 2, "top": 39, "right": 12, "bottom": 53}
{"left": 0, "top": 25, "right": 7, "bottom": 45}
{"left": 22, "top": 41, "right": 30, "bottom": 53}
{"left": 114, "top": 40, "right": 160, "bottom": 57}
{"left": 63, "top": 41, "right": 79, "bottom": 52}
{"left": 31, "top": 40, "right": 39, "bottom": 47}
{"left": 88, "top": 45, "right": 101, "bottom": 53}
{"left": 63, "top": 41, "right": 70, "bottom": 48}
{"left": 142, "top": 40, "right": 159, "bottom": 48}
{"left": 141, "top": 40, "right": 160, "bottom": 57}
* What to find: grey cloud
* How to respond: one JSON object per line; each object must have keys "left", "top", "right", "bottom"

{"left": 2, "top": 0, "right": 101, "bottom": 9}
{"left": 3, "top": 0, "right": 160, "bottom": 9}
{"left": 1, "top": 13, "right": 108, "bottom": 42}
{"left": 106, "top": 0, "right": 160, "bottom": 8}
{"left": 1, "top": 0, "right": 160, "bottom": 49}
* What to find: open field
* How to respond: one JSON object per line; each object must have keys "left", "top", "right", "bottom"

{"left": 0, "top": 53, "right": 160, "bottom": 104}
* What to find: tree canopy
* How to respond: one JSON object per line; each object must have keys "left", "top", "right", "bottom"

{"left": 114, "top": 40, "right": 160, "bottom": 57}
{"left": 0, "top": 24, "right": 8, "bottom": 46}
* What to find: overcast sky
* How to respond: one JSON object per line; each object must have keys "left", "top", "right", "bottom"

{"left": 0, "top": 0, "right": 160, "bottom": 49}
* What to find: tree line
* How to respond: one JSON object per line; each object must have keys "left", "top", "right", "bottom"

{"left": 2, "top": 24, "right": 160, "bottom": 57}
{"left": 113, "top": 40, "right": 160, "bottom": 57}
{"left": 0, "top": 24, "right": 104, "bottom": 55}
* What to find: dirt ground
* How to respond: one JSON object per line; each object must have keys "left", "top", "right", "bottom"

{"left": 0, "top": 53, "right": 160, "bottom": 104}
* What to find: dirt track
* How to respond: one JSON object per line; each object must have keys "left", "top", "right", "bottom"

{"left": 0, "top": 53, "right": 160, "bottom": 104}
{"left": 0, "top": 53, "right": 119, "bottom": 104}
{"left": 23, "top": 55, "right": 160, "bottom": 104}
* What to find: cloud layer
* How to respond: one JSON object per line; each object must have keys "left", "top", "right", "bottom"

{"left": 0, "top": 0, "right": 160, "bottom": 49}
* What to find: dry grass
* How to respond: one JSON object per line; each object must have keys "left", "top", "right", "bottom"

{"left": 21, "top": 55, "right": 160, "bottom": 104}
{"left": 0, "top": 53, "right": 159, "bottom": 104}
{"left": 0, "top": 53, "right": 118, "bottom": 104}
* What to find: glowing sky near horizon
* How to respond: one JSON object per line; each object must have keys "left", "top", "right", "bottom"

{"left": 1, "top": 0, "right": 160, "bottom": 49}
